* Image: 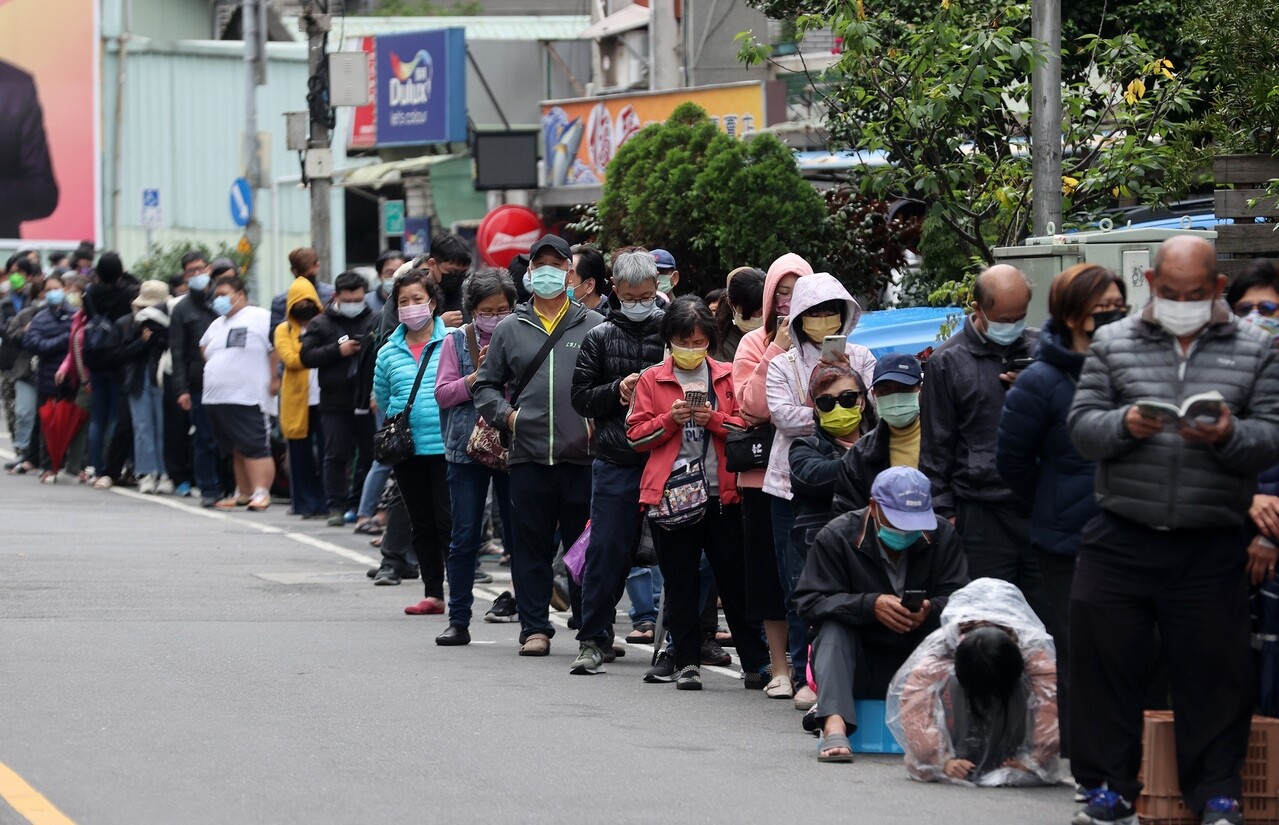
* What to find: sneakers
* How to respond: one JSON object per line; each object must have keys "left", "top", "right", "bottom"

{"left": 484, "top": 591, "right": 518, "bottom": 623}
{"left": 644, "top": 651, "right": 676, "bottom": 683}
{"left": 138, "top": 474, "right": 158, "bottom": 495}
{"left": 570, "top": 641, "right": 604, "bottom": 675}
{"left": 675, "top": 665, "right": 702, "bottom": 691}
{"left": 744, "top": 666, "right": 772, "bottom": 691}
{"left": 1072, "top": 789, "right": 1137, "bottom": 825}
{"left": 93, "top": 475, "right": 113, "bottom": 490}
{"left": 474, "top": 569, "right": 494, "bottom": 584}
{"left": 404, "top": 598, "right": 445, "bottom": 615}
{"left": 372, "top": 566, "right": 401, "bottom": 586}
{"left": 701, "top": 636, "right": 732, "bottom": 667}
{"left": 155, "top": 475, "right": 175, "bottom": 495}
{"left": 174, "top": 481, "right": 192, "bottom": 497}
{"left": 1202, "top": 798, "right": 1244, "bottom": 825}
{"left": 326, "top": 511, "right": 345, "bottom": 527}
{"left": 794, "top": 684, "right": 818, "bottom": 711}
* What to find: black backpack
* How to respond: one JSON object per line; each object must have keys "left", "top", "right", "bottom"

{"left": 82, "top": 293, "right": 118, "bottom": 371}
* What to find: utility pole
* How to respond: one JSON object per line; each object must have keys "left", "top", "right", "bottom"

{"left": 1030, "top": 0, "right": 1062, "bottom": 236}
{"left": 243, "top": 0, "right": 265, "bottom": 277}
{"left": 649, "top": 0, "right": 681, "bottom": 91}
{"left": 304, "top": 1, "right": 333, "bottom": 278}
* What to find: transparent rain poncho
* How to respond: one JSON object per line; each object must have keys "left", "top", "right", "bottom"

{"left": 886, "top": 578, "right": 1062, "bottom": 787}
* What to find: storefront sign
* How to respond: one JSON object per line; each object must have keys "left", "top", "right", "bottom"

{"left": 476, "top": 205, "right": 543, "bottom": 269}
{"left": 374, "top": 28, "right": 467, "bottom": 147}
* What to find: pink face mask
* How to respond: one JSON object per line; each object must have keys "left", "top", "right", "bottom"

{"left": 398, "top": 302, "right": 434, "bottom": 330}
{"left": 474, "top": 313, "right": 503, "bottom": 339}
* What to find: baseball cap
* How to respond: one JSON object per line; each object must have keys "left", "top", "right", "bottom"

{"left": 872, "top": 353, "right": 923, "bottom": 388}
{"left": 870, "top": 466, "right": 937, "bottom": 532}
{"left": 651, "top": 249, "right": 676, "bottom": 271}
{"left": 530, "top": 234, "right": 571, "bottom": 262}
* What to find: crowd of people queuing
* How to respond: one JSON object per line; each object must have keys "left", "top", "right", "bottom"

{"left": 5, "top": 233, "right": 1279, "bottom": 825}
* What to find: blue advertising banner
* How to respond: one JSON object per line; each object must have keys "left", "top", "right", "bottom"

{"left": 375, "top": 28, "right": 467, "bottom": 147}
{"left": 403, "top": 216, "right": 432, "bottom": 256}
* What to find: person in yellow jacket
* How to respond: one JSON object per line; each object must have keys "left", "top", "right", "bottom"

{"left": 275, "top": 277, "right": 327, "bottom": 517}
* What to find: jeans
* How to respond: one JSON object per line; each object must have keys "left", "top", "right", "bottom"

{"left": 187, "top": 396, "right": 222, "bottom": 496}
{"left": 444, "top": 461, "right": 513, "bottom": 626}
{"left": 358, "top": 461, "right": 392, "bottom": 519}
{"left": 128, "top": 379, "right": 167, "bottom": 477}
{"left": 321, "top": 411, "right": 375, "bottom": 512}
{"left": 12, "top": 379, "right": 36, "bottom": 455}
{"left": 577, "top": 460, "right": 644, "bottom": 645}
{"left": 392, "top": 454, "right": 452, "bottom": 599}
{"left": 87, "top": 369, "right": 118, "bottom": 471}
{"left": 508, "top": 462, "right": 591, "bottom": 643}
{"left": 287, "top": 407, "right": 327, "bottom": 517}
{"left": 626, "top": 565, "right": 663, "bottom": 626}
{"left": 771, "top": 494, "right": 807, "bottom": 682}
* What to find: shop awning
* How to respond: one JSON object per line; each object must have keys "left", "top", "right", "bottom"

{"left": 335, "top": 154, "right": 465, "bottom": 189}
{"left": 579, "top": 4, "right": 650, "bottom": 40}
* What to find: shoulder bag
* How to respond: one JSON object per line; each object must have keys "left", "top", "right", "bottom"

{"left": 649, "top": 436, "right": 710, "bottom": 530}
{"left": 462, "top": 324, "right": 509, "bottom": 470}
{"left": 373, "top": 339, "right": 441, "bottom": 465}
{"left": 497, "top": 320, "right": 571, "bottom": 449}
{"left": 725, "top": 352, "right": 804, "bottom": 472}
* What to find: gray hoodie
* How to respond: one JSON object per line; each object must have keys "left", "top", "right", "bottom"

{"left": 473, "top": 300, "right": 604, "bottom": 467}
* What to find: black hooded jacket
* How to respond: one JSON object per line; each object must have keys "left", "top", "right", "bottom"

{"left": 570, "top": 298, "right": 666, "bottom": 467}
{"left": 300, "top": 302, "right": 378, "bottom": 413}
{"left": 169, "top": 289, "right": 217, "bottom": 398}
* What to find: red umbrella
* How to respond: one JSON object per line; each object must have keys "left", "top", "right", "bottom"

{"left": 38, "top": 398, "right": 89, "bottom": 474}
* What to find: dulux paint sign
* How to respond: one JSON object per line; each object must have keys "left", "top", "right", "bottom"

{"left": 374, "top": 28, "right": 466, "bottom": 146}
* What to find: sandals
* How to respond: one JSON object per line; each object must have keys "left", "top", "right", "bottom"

{"left": 353, "top": 520, "right": 384, "bottom": 535}
{"left": 214, "top": 495, "right": 251, "bottom": 511}
{"left": 818, "top": 733, "right": 854, "bottom": 763}
{"left": 625, "top": 623, "right": 656, "bottom": 644}
{"left": 246, "top": 495, "right": 270, "bottom": 512}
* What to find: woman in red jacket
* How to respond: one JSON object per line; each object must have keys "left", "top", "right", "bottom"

{"left": 626, "top": 297, "right": 770, "bottom": 691}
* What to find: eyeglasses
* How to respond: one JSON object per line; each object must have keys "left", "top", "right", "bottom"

{"left": 474, "top": 309, "right": 511, "bottom": 319}
{"left": 620, "top": 298, "right": 657, "bottom": 309}
{"left": 814, "top": 390, "right": 862, "bottom": 413}
{"left": 1092, "top": 302, "right": 1130, "bottom": 314}
{"left": 1235, "top": 301, "right": 1279, "bottom": 317}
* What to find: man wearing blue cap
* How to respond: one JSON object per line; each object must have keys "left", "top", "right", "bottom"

{"left": 834, "top": 353, "right": 924, "bottom": 514}
{"left": 795, "top": 465, "right": 969, "bottom": 762}
{"left": 651, "top": 249, "right": 679, "bottom": 299}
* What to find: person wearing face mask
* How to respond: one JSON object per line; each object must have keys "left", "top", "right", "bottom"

{"left": 764, "top": 272, "right": 877, "bottom": 702}
{"left": 430, "top": 268, "right": 520, "bottom": 635}
{"left": 625, "top": 297, "right": 771, "bottom": 690}
{"left": 301, "top": 270, "right": 379, "bottom": 526}
{"left": 5, "top": 272, "right": 60, "bottom": 475}
{"left": 269, "top": 248, "right": 334, "bottom": 333}
{"left": 169, "top": 253, "right": 226, "bottom": 506}
{"left": 365, "top": 249, "right": 405, "bottom": 315}
{"left": 712, "top": 267, "right": 765, "bottom": 362}
{"left": 424, "top": 234, "right": 472, "bottom": 329}
{"left": 21, "top": 275, "right": 75, "bottom": 483}
{"left": 82, "top": 252, "right": 142, "bottom": 490}
{"left": 796, "top": 465, "right": 969, "bottom": 762}
{"left": 113, "top": 279, "right": 173, "bottom": 495}
{"left": 651, "top": 249, "right": 680, "bottom": 299}
{"left": 564, "top": 249, "right": 667, "bottom": 673}
{"left": 1066, "top": 238, "right": 1279, "bottom": 825}
{"left": 199, "top": 274, "right": 280, "bottom": 512}
{"left": 570, "top": 244, "right": 610, "bottom": 312}
{"left": 472, "top": 234, "right": 604, "bottom": 657}
{"left": 274, "top": 276, "right": 328, "bottom": 520}
{"left": 919, "top": 265, "right": 1046, "bottom": 623}
{"left": 0, "top": 257, "right": 43, "bottom": 469}
{"left": 995, "top": 263, "right": 1127, "bottom": 764}
{"left": 833, "top": 353, "right": 926, "bottom": 515}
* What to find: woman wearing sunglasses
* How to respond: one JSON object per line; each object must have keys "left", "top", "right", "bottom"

{"left": 763, "top": 272, "right": 876, "bottom": 703}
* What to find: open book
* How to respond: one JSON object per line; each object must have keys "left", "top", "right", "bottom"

{"left": 1136, "top": 391, "right": 1225, "bottom": 431}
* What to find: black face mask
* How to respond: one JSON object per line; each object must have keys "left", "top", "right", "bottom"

{"left": 1087, "top": 309, "right": 1127, "bottom": 337}
{"left": 440, "top": 272, "right": 464, "bottom": 296}
{"left": 290, "top": 304, "right": 320, "bottom": 322}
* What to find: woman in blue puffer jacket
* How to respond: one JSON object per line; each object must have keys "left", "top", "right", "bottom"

{"left": 22, "top": 277, "right": 74, "bottom": 483}
{"left": 373, "top": 268, "right": 451, "bottom": 617}
{"left": 996, "top": 262, "right": 1127, "bottom": 758}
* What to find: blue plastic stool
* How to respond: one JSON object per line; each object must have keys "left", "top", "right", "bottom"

{"left": 848, "top": 700, "right": 905, "bottom": 754}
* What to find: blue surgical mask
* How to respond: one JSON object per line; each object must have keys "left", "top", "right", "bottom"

{"left": 877, "top": 523, "right": 922, "bottom": 551}
{"left": 657, "top": 273, "right": 674, "bottom": 294}
{"left": 877, "top": 392, "right": 921, "bottom": 428}
{"left": 567, "top": 285, "right": 576, "bottom": 302}
{"left": 984, "top": 317, "right": 1026, "bottom": 346}
{"left": 522, "top": 271, "right": 532, "bottom": 294}
{"left": 188, "top": 273, "right": 211, "bottom": 293}
{"left": 380, "top": 278, "right": 394, "bottom": 297}
{"left": 212, "top": 295, "right": 233, "bottom": 317}
{"left": 529, "top": 265, "right": 567, "bottom": 300}
{"left": 45, "top": 289, "right": 65, "bottom": 306}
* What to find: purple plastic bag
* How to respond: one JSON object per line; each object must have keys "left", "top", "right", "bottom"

{"left": 565, "top": 519, "right": 591, "bottom": 584}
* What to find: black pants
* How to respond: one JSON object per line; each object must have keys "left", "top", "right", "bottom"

{"left": 1038, "top": 546, "right": 1075, "bottom": 758}
{"left": 811, "top": 619, "right": 927, "bottom": 729}
{"left": 508, "top": 462, "right": 591, "bottom": 643}
{"left": 321, "top": 411, "right": 374, "bottom": 512}
{"left": 957, "top": 500, "right": 1048, "bottom": 622}
{"left": 103, "top": 389, "right": 133, "bottom": 481}
{"left": 650, "top": 501, "right": 769, "bottom": 674}
{"left": 392, "top": 455, "right": 451, "bottom": 600}
{"left": 380, "top": 493, "right": 418, "bottom": 572}
{"left": 162, "top": 376, "right": 193, "bottom": 486}
{"left": 741, "top": 487, "right": 787, "bottom": 622}
{"left": 1070, "top": 512, "right": 1252, "bottom": 811}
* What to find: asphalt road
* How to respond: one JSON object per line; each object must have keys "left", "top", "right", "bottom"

{"left": 0, "top": 442, "right": 1073, "bottom": 825}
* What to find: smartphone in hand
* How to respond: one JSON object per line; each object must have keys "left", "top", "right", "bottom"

{"left": 821, "top": 334, "right": 847, "bottom": 362}
{"left": 901, "top": 590, "right": 927, "bottom": 612}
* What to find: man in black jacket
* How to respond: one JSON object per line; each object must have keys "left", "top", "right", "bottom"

{"left": 796, "top": 466, "right": 969, "bottom": 761}
{"left": 919, "top": 265, "right": 1046, "bottom": 620}
{"left": 0, "top": 60, "right": 58, "bottom": 238}
{"left": 566, "top": 248, "right": 666, "bottom": 674}
{"left": 833, "top": 353, "right": 924, "bottom": 515}
{"left": 301, "top": 270, "right": 378, "bottom": 525}
{"left": 170, "top": 253, "right": 223, "bottom": 505}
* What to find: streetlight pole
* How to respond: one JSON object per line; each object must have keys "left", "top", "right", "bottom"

{"left": 243, "top": 0, "right": 265, "bottom": 277}
{"left": 304, "top": 1, "right": 332, "bottom": 278}
{"left": 1031, "top": 0, "right": 1062, "bottom": 236}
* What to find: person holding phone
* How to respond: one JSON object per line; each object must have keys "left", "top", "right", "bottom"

{"left": 763, "top": 272, "right": 877, "bottom": 703}
{"left": 796, "top": 465, "right": 969, "bottom": 762}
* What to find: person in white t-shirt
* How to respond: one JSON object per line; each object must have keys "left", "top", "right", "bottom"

{"left": 199, "top": 274, "right": 280, "bottom": 511}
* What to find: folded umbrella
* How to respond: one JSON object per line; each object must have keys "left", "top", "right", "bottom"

{"left": 38, "top": 398, "right": 89, "bottom": 474}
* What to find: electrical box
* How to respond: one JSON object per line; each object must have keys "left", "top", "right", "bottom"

{"left": 305, "top": 147, "right": 333, "bottom": 179}
{"left": 328, "top": 52, "right": 371, "bottom": 107}
{"left": 993, "top": 224, "right": 1219, "bottom": 326}
{"left": 285, "top": 112, "right": 308, "bottom": 151}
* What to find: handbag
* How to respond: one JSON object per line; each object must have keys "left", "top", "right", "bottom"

{"left": 461, "top": 324, "right": 508, "bottom": 469}
{"left": 725, "top": 423, "right": 775, "bottom": 472}
{"left": 649, "top": 434, "right": 710, "bottom": 530}
{"left": 498, "top": 319, "right": 571, "bottom": 449}
{"left": 372, "top": 339, "right": 441, "bottom": 465}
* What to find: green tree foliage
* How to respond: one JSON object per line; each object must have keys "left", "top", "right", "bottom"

{"left": 739, "top": 1, "right": 1200, "bottom": 264}
{"left": 1186, "top": 0, "right": 1279, "bottom": 154}
{"left": 131, "top": 242, "right": 251, "bottom": 290}
{"left": 815, "top": 189, "right": 919, "bottom": 307}
{"left": 364, "top": 0, "right": 482, "bottom": 15}
{"left": 597, "top": 103, "right": 826, "bottom": 295}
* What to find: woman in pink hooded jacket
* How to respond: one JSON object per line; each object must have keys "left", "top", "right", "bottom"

{"left": 732, "top": 252, "right": 812, "bottom": 700}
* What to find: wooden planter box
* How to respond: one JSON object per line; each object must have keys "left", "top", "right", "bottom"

{"left": 1214, "top": 154, "right": 1279, "bottom": 277}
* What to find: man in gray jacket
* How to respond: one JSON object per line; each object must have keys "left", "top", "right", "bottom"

{"left": 1067, "top": 237, "right": 1279, "bottom": 825}
{"left": 473, "top": 234, "right": 603, "bottom": 657}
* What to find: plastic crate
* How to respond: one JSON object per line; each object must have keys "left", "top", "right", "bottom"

{"left": 849, "top": 700, "right": 905, "bottom": 754}
{"left": 1137, "top": 712, "right": 1279, "bottom": 824}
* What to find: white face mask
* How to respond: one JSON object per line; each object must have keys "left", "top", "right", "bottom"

{"left": 1153, "top": 297, "right": 1213, "bottom": 337}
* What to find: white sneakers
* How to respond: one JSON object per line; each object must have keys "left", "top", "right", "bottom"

{"left": 137, "top": 474, "right": 174, "bottom": 495}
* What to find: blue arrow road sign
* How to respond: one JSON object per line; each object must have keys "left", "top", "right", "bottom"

{"left": 229, "top": 178, "right": 253, "bottom": 228}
